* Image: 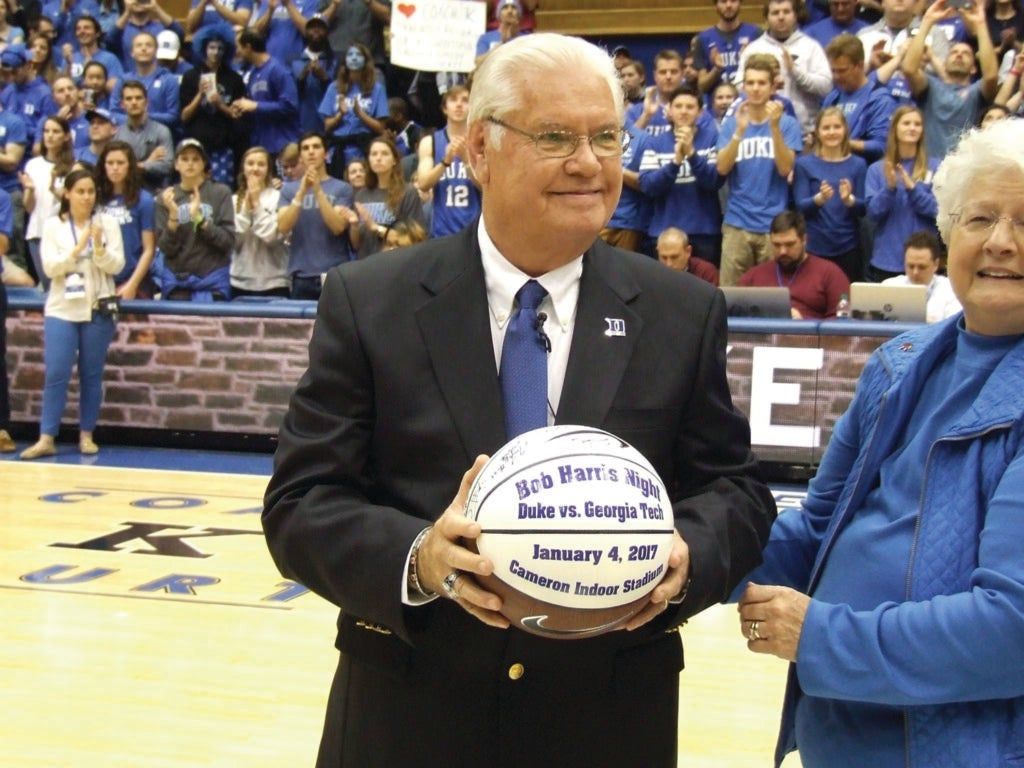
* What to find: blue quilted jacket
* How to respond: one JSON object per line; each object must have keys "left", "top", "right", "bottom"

{"left": 748, "top": 316, "right": 1024, "bottom": 767}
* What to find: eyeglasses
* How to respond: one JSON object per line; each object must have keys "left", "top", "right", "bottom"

{"left": 486, "top": 117, "right": 630, "bottom": 159}
{"left": 949, "top": 209, "right": 1024, "bottom": 239}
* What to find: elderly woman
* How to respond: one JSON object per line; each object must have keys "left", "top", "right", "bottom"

{"left": 736, "top": 117, "right": 1024, "bottom": 768}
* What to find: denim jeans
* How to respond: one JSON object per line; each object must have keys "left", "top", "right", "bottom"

{"left": 41, "top": 313, "right": 117, "bottom": 437}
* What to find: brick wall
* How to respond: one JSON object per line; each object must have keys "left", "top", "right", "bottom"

{"left": 5, "top": 308, "right": 889, "bottom": 465}
{"left": 7, "top": 310, "right": 313, "bottom": 436}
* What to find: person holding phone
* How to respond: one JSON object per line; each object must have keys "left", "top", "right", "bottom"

{"left": 901, "top": 0, "right": 999, "bottom": 160}
{"left": 20, "top": 168, "right": 124, "bottom": 460}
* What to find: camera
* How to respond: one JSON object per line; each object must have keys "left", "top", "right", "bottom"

{"left": 96, "top": 295, "right": 120, "bottom": 319}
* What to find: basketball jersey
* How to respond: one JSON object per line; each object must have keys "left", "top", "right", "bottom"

{"left": 431, "top": 128, "right": 481, "bottom": 238}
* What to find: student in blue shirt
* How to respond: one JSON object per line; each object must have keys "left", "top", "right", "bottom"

{"left": 600, "top": 120, "right": 651, "bottom": 255}
{"left": 804, "top": 0, "right": 867, "bottom": 50}
{"left": 821, "top": 33, "right": 897, "bottom": 163}
{"left": 277, "top": 131, "right": 355, "bottom": 300}
{"left": 64, "top": 15, "right": 123, "bottom": 97}
{"left": 0, "top": 44, "right": 56, "bottom": 148}
{"left": 96, "top": 141, "right": 156, "bottom": 300}
{"left": 254, "top": 0, "right": 321, "bottom": 65}
{"left": 692, "top": 0, "right": 761, "bottom": 100}
{"left": 184, "top": 0, "right": 254, "bottom": 35}
{"left": 319, "top": 42, "right": 388, "bottom": 177}
{"left": 716, "top": 54, "right": 804, "bottom": 286}
{"left": 110, "top": 32, "right": 180, "bottom": 132}
{"left": 639, "top": 83, "right": 724, "bottom": 267}
{"left": 233, "top": 29, "right": 300, "bottom": 157}
{"left": 794, "top": 106, "right": 868, "bottom": 282}
{"left": 865, "top": 105, "right": 939, "bottom": 280}
{"left": 292, "top": 15, "right": 336, "bottom": 134}
{"left": 901, "top": 0, "right": 999, "bottom": 161}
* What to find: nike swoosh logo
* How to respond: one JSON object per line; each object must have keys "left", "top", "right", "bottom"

{"left": 520, "top": 615, "right": 624, "bottom": 636}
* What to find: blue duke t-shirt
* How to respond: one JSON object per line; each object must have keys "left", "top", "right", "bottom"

{"left": 278, "top": 177, "right": 355, "bottom": 276}
{"left": 718, "top": 114, "right": 803, "bottom": 232}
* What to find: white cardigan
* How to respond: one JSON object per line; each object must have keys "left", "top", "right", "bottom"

{"left": 41, "top": 212, "right": 125, "bottom": 322}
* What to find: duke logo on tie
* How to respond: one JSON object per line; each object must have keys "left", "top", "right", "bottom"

{"left": 500, "top": 280, "right": 549, "bottom": 439}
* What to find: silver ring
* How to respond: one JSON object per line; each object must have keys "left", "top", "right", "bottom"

{"left": 748, "top": 620, "right": 762, "bottom": 642}
{"left": 441, "top": 571, "right": 460, "bottom": 600}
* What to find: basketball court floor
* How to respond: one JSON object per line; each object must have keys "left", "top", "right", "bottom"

{"left": 1, "top": 448, "right": 804, "bottom": 767}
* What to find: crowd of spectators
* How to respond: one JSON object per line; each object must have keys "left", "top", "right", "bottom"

{"left": 0, "top": 0, "right": 1009, "bottom": 314}
{"left": 602, "top": 0, "right": 1021, "bottom": 318}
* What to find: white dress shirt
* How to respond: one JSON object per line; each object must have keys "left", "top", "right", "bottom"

{"left": 881, "top": 273, "right": 962, "bottom": 324}
{"left": 402, "top": 220, "right": 585, "bottom": 605}
{"left": 478, "top": 218, "right": 582, "bottom": 422}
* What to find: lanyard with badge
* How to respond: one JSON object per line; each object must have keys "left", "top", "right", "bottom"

{"left": 64, "top": 219, "right": 93, "bottom": 302}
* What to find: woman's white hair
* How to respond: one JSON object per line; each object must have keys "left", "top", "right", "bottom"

{"left": 933, "top": 119, "right": 1024, "bottom": 244}
{"left": 468, "top": 33, "right": 624, "bottom": 147}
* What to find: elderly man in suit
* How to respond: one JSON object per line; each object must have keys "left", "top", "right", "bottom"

{"left": 263, "top": 33, "right": 776, "bottom": 768}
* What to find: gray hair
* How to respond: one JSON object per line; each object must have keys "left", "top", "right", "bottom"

{"left": 468, "top": 33, "right": 624, "bottom": 148}
{"left": 934, "top": 119, "right": 1024, "bottom": 244}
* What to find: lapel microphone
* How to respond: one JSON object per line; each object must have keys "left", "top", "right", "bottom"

{"left": 534, "top": 312, "right": 552, "bottom": 353}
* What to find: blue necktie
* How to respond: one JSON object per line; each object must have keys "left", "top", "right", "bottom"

{"left": 500, "top": 280, "right": 549, "bottom": 439}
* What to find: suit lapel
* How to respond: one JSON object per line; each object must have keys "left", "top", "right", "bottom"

{"left": 415, "top": 229, "right": 506, "bottom": 463}
{"left": 557, "top": 241, "right": 643, "bottom": 428}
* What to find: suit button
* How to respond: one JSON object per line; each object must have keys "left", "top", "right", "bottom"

{"left": 508, "top": 663, "right": 525, "bottom": 681}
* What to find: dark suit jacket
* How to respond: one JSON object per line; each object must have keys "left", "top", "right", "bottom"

{"left": 263, "top": 226, "right": 776, "bottom": 768}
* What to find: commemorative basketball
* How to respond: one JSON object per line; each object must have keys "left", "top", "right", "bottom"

{"left": 463, "top": 425, "right": 675, "bottom": 639}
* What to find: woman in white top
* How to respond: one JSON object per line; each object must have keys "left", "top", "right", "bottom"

{"left": 20, "top": 168, "right": 125, "bottom": 460}
{"left": 20, "top": 115, "right": 74, "bottom": 291}
{"left": 231, "top": 146, "right": 288, "bottom": 298}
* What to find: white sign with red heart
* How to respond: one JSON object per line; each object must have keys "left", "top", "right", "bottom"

{"left": 389, "top": 0, "right": 487, "bottom": 73}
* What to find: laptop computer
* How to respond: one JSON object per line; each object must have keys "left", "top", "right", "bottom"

{"left": 719, "top": 287, "right": 792, "bottom": 319}
{"left": 849, "top": 282, "right": 927, "bottom": 323}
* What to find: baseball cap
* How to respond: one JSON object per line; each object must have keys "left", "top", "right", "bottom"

{"left": 156, "top": 30, "right": 181, "bottom": 61}
{"left": 175, "top": 138, "right": 209, "bottom": 164}
{"left": 497, "top": 0, "right": 522, "bottom": 14}
{"left": 86, "top": 107, "right": 119, "bottom": 126}
{"left": 0, "top": 44, "right": 29, "bottom": 69}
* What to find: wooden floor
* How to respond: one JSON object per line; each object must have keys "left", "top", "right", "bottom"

{"left": 1, "top": 462, "right": 800, "bottom": 767}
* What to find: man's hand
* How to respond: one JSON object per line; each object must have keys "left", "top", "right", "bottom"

{"left": 417, "top": 456, "right": 509, "bottom": 629}
{"left": 765, "top": 98, "right": 784, "bottom": 126}
{"left": 781, "top": 47, "right": 794, "bottom": 74}
{"left": 160, "top": 186, "right": 177, "bottom": 211}
{"left": 624, "top": 529, "right": 690, "bottom": 631}
{"left": 445, "top": 134, "right": 467, "bottom": 164}
{"left": 147, "top": 145, "right": 167, "bottom": 163}
{"left": 922, "top": 0, "right": 956, "bottom": 27}
{"left": 674, "top": 125, "right": 694, "bottom": 162}
{"left": 737, "top": 583, "right": 811, "bottom": 662}
{"left": 958, "top": 0, "right": 987, "bottom": 35}
{"left": 643, "top": 85, "right": 659, "bottom": 118}
{"left": 188, "top": 187, "right": 202, "bottom": 220}
{"left": 734, "top": 101, "right": 751, "bottom": 134}
{"left": 232, "top": 98, "right": 258, "bottom": 116}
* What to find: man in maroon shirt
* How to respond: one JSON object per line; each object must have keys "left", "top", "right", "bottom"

{"left": 657, "top": 227, "right": 720, "bottom": 285}
{"left": 738, "top": 210, "right": 849, "bottom": 318}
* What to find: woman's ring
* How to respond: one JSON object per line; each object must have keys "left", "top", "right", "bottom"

{"left": 748, "top": 620, "right": 763, "bottom": 642}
